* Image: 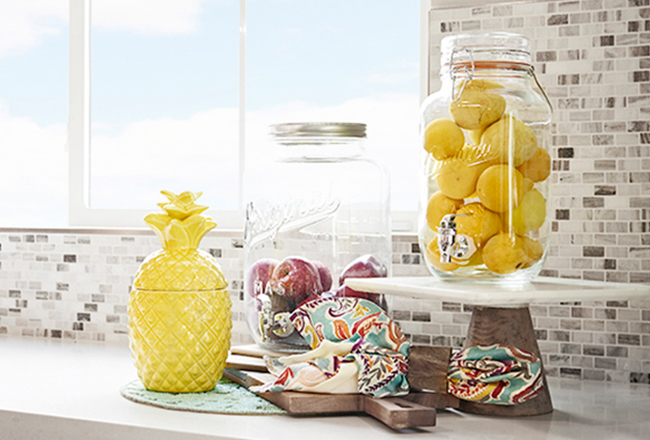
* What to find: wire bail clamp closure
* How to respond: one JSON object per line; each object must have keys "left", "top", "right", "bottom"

{"left": 449, "top": 47, "right": 475, "bottom": 103}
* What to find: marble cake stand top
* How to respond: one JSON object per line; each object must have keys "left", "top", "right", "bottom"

{"left": 344, "top": 276, "right": 650, "bottom": 307}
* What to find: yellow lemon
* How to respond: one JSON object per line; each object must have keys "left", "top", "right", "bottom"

{"left": 435, "top": 157, "right": 486, "bottom": 200}
{"left": 517, "top": 147, "right": 552, "bottom": 183}
{"left": 521, "top": 236, "right": 544, "bottom": 267}
{"left": 425, "top": 239, "right": 460, "bottom": 272}
{"left": 462, "top": 79, "right": 504, "bottom": 92}
{"left": 503, "top": 189, "right": 546, "bottom": 235}
{"left": 426, "top": 191, "right": 464, "bottom": 232}
{"left": 424, "top": 118, "right": 465, "bottom": 160}
{"left": 425, "top": 237, "right": 482, "bottom": 271}
{"left": 523, "top": 177, "right": 535, "bottom": 193}
{"left": 476, "top": 164, "right": 527, "bottom": 213}
{"left": 469, "top": 128, "right": 484, "bottom": 145}
{"left": 434, "top": 145, "right": 494, "bottom": 200}
{"left": 480, "top": 115, "right": 538, "bottom": 167}
{"left": 464, "top": 248, "right": 484, "bottom": 267}
{"left": 482, "top": 233, "right": 530, "bottom": 275}
{"left": 449, "top": 79, "right": 506, "bottom": 131}
{"left": 455, "top": 202, "right": 501, "bottom": 247}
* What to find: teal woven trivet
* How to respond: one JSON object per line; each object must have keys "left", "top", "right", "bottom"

{"left": 121, "top": 377, "right": 286, "bottom": 415}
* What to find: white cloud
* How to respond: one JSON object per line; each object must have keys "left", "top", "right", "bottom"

{"left": 91, "top": 93, "right": 420, "bottom": 211}
{"left": 245, "top": 93, "right": 421, "bottom": 210}
{"left": 91, "top": 0, "right": 205, "bottom": 35}
{"left": 90, "top": 107, "right": 240, "bottom": 209}
{"left": 0, "top": 0, "right": 207, "bottom": 57}
{"left": 365, "top": 60, "right": 419, "bottom": 85}
{"left": 0, "top": 102, "right": 68, "bottom": 226}
{"left": 0, "top": 1, "right": 67, "bottom": 57}
{"left": 0, "top": 92, "right": 420, "bottom": 225}
{"left": 366, "top": 72, "right": 419, "bottom": 85}
{"left": 92, "top": 108, "right": 239, "bottom": 176}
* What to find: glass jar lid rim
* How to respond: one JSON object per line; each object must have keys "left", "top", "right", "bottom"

{"left": 441, "top": 32, "right": 531, "bottom": 66}
{"left": 270, "top": 122, "right": 367, "bottom": 138}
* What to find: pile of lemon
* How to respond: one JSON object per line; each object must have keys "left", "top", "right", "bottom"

{"left": 423, "top": 79, "right": 551, "bottom": 275}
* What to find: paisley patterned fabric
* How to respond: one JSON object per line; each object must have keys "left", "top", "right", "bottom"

{"left": 252, "top": 298, "right": 411, "bottom": 398}
{"left": 447, "top": 344, "right": 544, "bottom": 405}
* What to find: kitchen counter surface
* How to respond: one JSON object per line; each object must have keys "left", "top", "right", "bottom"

{"left": 1, "top": 337, "right": 649, "bottom": 440}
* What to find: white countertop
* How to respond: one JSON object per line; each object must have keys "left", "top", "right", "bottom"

{"left": 1, "top": 337, "right": 650, "bottom": 440}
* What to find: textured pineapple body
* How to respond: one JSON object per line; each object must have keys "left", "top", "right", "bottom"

{"left": 134, "top": 248, "right": 227, "bottom": 291}
{"left": 128, "top": 248, "right": 231, "bottom": 393}
{"left": 129, "top": 289, "right": 231, "bottom": 392}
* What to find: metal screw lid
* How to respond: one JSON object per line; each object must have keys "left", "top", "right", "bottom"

{"left": 270, "top": 122, "right": 367, "bottom": 138}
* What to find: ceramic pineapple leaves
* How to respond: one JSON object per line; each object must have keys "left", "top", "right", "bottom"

{"left": 145, "top": 191, "right": 216, "bottom": 250}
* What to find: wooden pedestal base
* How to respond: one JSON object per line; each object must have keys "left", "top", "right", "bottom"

{"left": 458, "top": 306, "right": 553, "bottom": 417}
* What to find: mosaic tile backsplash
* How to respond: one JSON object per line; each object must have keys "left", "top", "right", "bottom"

{"left": 1, "top": 0, "right": 650, "bottom": 386}
{"left": 0, "top": 228, "right": 649, "bottom": 385}
{"left": 430, "top": 0, "right": 650, "bottom": 284}
{"left": 421, "top": 0, "right": 650, "bottom": 381}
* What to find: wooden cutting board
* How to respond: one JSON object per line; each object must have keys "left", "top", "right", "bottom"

{"left": 223, "top": 368, "right": 436, "bottom": 430}
{"left": 224, "top": 345, "right": 459, "bottom": 430}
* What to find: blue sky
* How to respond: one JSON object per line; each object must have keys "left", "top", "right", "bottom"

{"left": 0, "top": 15, "right": 67, "bottom": 126}
{"left": 90, "top": 0, "right": 419, "bottom": 128}
{"left": 247, "top": 0, "right": 420, "bottom": 110}
{"left": 0, "top": 0, "right": 420, "bottom": 225}
{"left": 91, "top": 0, "right": 240, "bottom": 131}
{"left": 0, "top": 0, "right": 419, "bottom": 126}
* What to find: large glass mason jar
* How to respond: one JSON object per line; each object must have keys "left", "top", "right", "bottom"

{"left": 419, "top": 33, "right": 552, "bottom": 286}
{"left": 244, "top": 122, "right": 391, "bottom": 351}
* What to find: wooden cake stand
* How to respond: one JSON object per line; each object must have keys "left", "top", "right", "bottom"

{"left": 344, "top": 276, "right": 650, "bottom": 417}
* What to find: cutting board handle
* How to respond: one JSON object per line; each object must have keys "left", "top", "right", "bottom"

{"left": 363, "top": 396, "right": 436, "bottom": 430}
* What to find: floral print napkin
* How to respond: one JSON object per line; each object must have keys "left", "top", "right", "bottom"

{"left": 251, "top": 297, "right": 411, "bottom": 398}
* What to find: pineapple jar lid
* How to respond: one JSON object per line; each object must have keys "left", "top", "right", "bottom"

{"left": 133, "top": 191, "right": 228, "bottom": 292}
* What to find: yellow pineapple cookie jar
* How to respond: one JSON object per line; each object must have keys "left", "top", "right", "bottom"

{"left": 128, "top": 190, "right": 232, "bottom": 393}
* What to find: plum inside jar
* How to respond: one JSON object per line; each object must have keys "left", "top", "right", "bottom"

{"left": 246, "top": 254, "right": 388, "bottom": 348}
{"left": 243, "top": 122, "right": 392, "bottom": 351}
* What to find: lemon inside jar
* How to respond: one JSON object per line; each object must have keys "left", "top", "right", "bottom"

{"left": 418, "top": 32, "right": 552, "bottom": 285}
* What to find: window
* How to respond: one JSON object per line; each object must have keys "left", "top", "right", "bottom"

{"left": 69, "top": 0, "right": 243, "bottom": 227}
{"left": 89, "top": 1, "right": 240, "bottom": 211}
{"left": 8, "top": 0, "right": 421, "bottom": 229}
{"left": 245, "top": 0, "right": 421, "bottom": 230}
{"left": 0, "top": 2, "right": 68, "bottom": 227}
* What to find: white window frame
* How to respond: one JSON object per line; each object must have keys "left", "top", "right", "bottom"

{"left": 68, "top": 0, "right": 423, "bottom": 231}
{"left": 67, "top": 0, "right": 246, "bottom": 229}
